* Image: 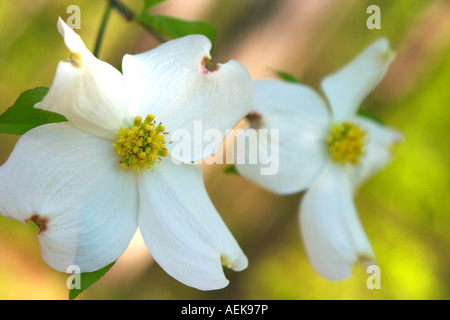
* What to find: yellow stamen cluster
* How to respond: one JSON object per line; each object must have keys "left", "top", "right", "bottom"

{"left": 114, "top": 115, "right": 169, "bottom": 171}
{"left": 327, "top": 122, "right": 366, "bottom": 165}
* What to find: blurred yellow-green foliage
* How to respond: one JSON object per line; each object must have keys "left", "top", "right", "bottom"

{"left": 0, "top": 0, "right": 448, "bottom": 300}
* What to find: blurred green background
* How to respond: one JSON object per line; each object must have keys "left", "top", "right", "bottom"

{"left": 0, "top": 0, "right": 449, "bottom": 299}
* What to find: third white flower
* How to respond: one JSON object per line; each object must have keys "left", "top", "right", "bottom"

{"left": 235, "top": 38, "right": 403, "bottom": 280}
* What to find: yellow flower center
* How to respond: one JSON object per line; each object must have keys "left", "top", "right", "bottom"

{"left": 114, "top": 114, "right": 169, "bottom": 171}
{"left": 327, "top": 122, "right": 366, "bottom": 165}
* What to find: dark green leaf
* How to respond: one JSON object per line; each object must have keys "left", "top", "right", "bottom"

{"left": 0, "top": 87, "right": 67, "bottom": 135}
{"left": 223, "top": 165, "right": 240, "bottom": 176}
{"left": 357, "top": 109, "right": 385, "bottom": 125}
{"left": 135, "top": 13, "right": 216, "bottom": 43}
{"left": 143, "top": 0, "right": 166, "bottom": 10}
{"left": 69, "top": 261, "right": 116, "bottom": 300}
{"left": 272, "top": 70, "right": 299, "bottom": 83}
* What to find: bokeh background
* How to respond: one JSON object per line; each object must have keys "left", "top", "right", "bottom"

{"left": 0, "top": 0, "right": 449, "bottom": 300}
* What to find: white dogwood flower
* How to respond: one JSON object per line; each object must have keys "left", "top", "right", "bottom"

{"left": 235, "top": 38, "right": 402, "bottom": 280}
{"left": 0, "top": 18, "right": 253, "bottom": 290}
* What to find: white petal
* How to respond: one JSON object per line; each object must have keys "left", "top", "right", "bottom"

{"left": 235, "top": 79, "right": 331, "bottom": 195}
{"left": 138, "top": 160, "right": 247, "bottom": 290}
{"left": 56, "top": 16, "right": 86, "bottom": 53}
{"left": 321, "top": 38, "right": 395, "bottom": 121}
{"left": 122, "top": 35, "right": 253, "bottom": 162}
{"left": 36, "top": 18, "right": 133, "bottom": 140}
{"left": 350, "top": 116, "right": 403, "bottom": 187}
{"left": 0, "top": 123, "right": 138, "bottom": 272}
{"left": 299, "top": 164, "right": 374, "bottom": 280}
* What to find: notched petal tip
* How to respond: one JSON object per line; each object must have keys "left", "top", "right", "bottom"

{"left": 386, "top": 132, "right": 403, "bottom": 158}
{"left": 67, "top": 52, "right": 83, "bottom": 68}
{"left": 221, "top": 252, "right": 248, "bottom": 272}
{"left": 221, "top": 254, "right": 232, "bottom": 268}
{"left": 201, "top": 56, "right": 219, "bottom": 74}
{"left": 247, "top": 111, "right": 262, "bottom": 120}
{"left": 26, "top": 214, "right": 49, "bottom": 235}
{"left": 373, "top": 37, "right": 396, "bottom": 63}
{"left": 382, "top": 127, "right": 404, "bottom": 151}
{"left": 393, "top": 130, "right": 404, "bottom": 143}
{"left": 246, "top": 111, "right": 264, "bottom": 129}
{"left": 358, "top": 253, "right": 376, "bottom": 269}
{"left": 382, "top": 48, "right": 396, "bottom": 63}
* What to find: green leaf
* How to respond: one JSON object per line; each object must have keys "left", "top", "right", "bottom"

{"left": 143, "top": 0, "right": 166, "bottom": 10}
{"left": 135, "top": 13, "right": 216, "bottom": 43}
{"left": 223, "top": 165, "right": 240, "bottom": 176}
{"left": 69, "top": 261, "right": 116, "bottom": 300}
{"left": 357, "top": 109, "right": 385, "bottom": 125}
{"left": 0, "top": 87, "right": 67, "bottom": 135}
{"left": 272, "top": 70, "right": 299, "bottom": 83}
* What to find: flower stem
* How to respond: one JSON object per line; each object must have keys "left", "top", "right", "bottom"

{"left": 109, "top": 0, "right": 167, "bottom": 43}
{"left": 93, "top": 1, "right": 113, "bottom": 58}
